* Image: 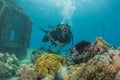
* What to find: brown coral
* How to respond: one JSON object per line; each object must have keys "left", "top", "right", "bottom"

{"left": 82, "top": 37, "right": 109, "bottom": 62}
{"left": 63, "top": 50, "right": 120, "bottom": 80}
{"left": 66, "top": 37, "right": 109, "bottom": 65}
{"left": 91, "top": 37, "right": 108, "bottom": 53}
{"left": 34, "top": 53, "right": 66, "bottom": 79}
{"left": 81, "top": 50, "right": 120, "bottom": 80}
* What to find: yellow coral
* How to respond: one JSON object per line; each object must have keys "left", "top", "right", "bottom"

{"left": 34, "top": 53, "right": 66, "bottom": 79}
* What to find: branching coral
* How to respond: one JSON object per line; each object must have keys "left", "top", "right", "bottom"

{"left": 0, "top": 52, "right": 19, "bottom": 77}
{"left": 17, "top": 64, "right": 37, "bottom": 80}
{"left": 90, "top": 37, "right": 108, "bottom": 54}
{"left": 34, "top": 53, "right": 66, "bottom": 79}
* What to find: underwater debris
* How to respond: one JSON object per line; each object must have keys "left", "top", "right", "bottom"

{"left": 41, "top": 23, "right": 73, "bottom": 46}
{"left": 0, "top": 52, "right": 19, "bottom": 77}
{"left": 0, "top": 0, "right": 32, "bottom": 60}
{"left": 34, "top": 53, "right": 66, "bottom": 79}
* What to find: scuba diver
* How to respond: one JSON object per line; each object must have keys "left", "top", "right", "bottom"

{"left": 40, "top": 23, "right": 73, "bottom": 46}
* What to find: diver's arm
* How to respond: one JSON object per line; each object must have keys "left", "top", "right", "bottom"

{"left": 47, "top": 33, "right": 68, "bottom": 46}
{"left": 54, "top": 32, "right": 73, "bottom": 46}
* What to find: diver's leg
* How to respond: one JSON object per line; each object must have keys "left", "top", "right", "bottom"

{"left": 42, "top": 34, "right": 49, "bottom": 42}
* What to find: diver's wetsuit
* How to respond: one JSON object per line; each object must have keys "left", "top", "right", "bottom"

{"left": 49, "top": 25, "right": 72, "bottom": 45}
{"left": 41, "top": 23, "right": 73, "bottom": 46}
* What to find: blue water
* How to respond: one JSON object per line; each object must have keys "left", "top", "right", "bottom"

{"left": 12, "top": 0, "right": 120, "bottom": 49}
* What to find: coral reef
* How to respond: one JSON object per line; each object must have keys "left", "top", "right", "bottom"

{"left": 17, "top": 64, "right": 37, "bottom": 80}
{"left": 31, "top": 46, "right": 62, "bottom": 63}
{"left": 66, "top": 37, "right": 109, "bottom": 65}
{"left": 115, "top": 71, "right": 120, "bottom": 80}
{"left": 63, "top": 63, "right": 85, "bottom": 80}
{"left": 82, "top": 37, "right": 109, "bottom": 62}
{"left": 63, "top": 50, "right": 120, "bottom": 80}
{"left": 34, "top": 53, "right": 66, "bottom": 79}
{"left": 41, "top": 74, "right": 54, "bottom": 80}
{"left": 90, "top": 37, "right": 108, "bottom": 54}
{"left": 31, "top": 49, "right": 42, "bottom": 63}
{"left": 66, "top": 50, "right": 87, "bottom": 65}
{"left": 0, "top": 52, "right": 19, "bottom": 77}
